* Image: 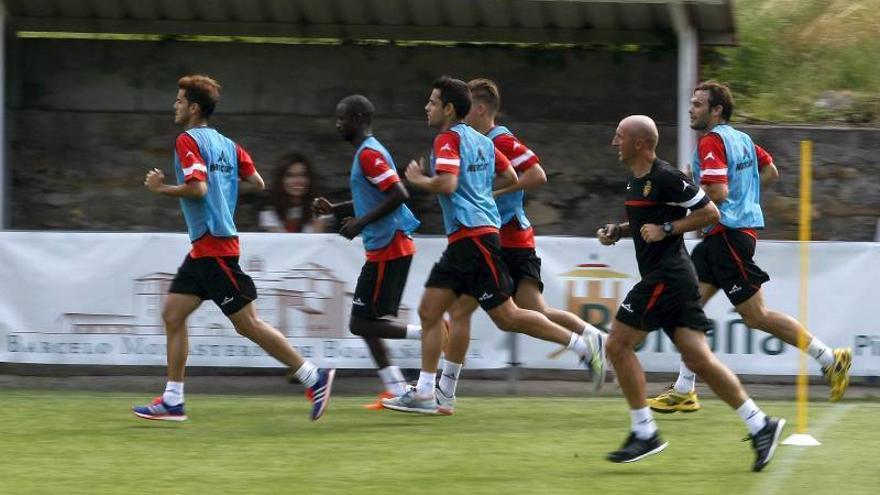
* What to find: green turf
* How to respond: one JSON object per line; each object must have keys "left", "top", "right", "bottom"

{"left": 0, "top": 391, "right": 876, "bottom": 495}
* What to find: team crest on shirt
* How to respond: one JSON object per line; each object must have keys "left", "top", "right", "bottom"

{"left": 642, "top": 180, "right": 652, "bottom": 197}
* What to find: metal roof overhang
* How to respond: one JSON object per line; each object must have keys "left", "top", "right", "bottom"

{"left": 5, "top": 0, "right": 736, "bottom": 46}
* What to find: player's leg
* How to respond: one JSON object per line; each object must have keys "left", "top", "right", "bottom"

{"left": 349, "top": 256, "right": 418, "bottom": 399}
{"left": 604, "top": 319, "right": 667, "bottom": 463}
{"left": 513, "top": 279, "right": 607, "bottom": 390}
{"left": 673, "top": 326, "right": 785, "bottom": 472}
{"left": 382, "top": 286, "right": 458, "bottom": 414}
{"left": 735, "top": 289, "right": 851, "bottom": 400}
{"left": 133, "top": 256, "right": 203, "bottom": 421}
{"left": 649, "top": 240, "right": 720, "bottom": 411}
{"left": 437, "top": 295, "right": 479, "bottom": 415}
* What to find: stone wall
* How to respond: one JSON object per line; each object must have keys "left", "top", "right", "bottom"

{"left": 8, "top": 39, "right": 880, "bottom": 240}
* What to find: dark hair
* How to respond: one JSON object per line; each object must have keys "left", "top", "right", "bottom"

{"left": 468, "top": 78, "right": 501, "bottom": 114}
{"left": 178, "top": 75, "right": 221, "bottom": 118}
{"left": 432, "top": 75, "right": 471, "bottom": 118}
{"left": 271, "top": 152, "right": 316, "bottom": 230}
{"left": 695, "top": 80, "right": 734, "bottom": 121}
{"left": 338, "top": 94, "right": 375, "bottom": 125}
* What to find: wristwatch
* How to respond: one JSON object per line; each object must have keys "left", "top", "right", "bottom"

{"left": 662, "top": 222, "right": 674, "bottom": 236}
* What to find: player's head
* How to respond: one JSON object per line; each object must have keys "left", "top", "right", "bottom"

{"left": 466, "top": 78, "right": 501, "bottom": 127}
{"left": 176, "top": 75, "right": 221, "bottom": 125}
{"left": 336, "top": 95, "right": 374, "bottom": 142}
{"left": 426, "top": 76, "right": 471, "bottom": 129}
{"left": 612, "top": 115, "right": 659, "bottom": 166}
{"left": 690, "top": 80, "right": 734, "bottom": 131}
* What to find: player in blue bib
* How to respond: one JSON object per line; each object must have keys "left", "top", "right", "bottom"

{"left": 649, "top": 81, "right": 852, "bottom": 413}
{"left": 134, "top": 75, "right": 335, "bottom": 422}
{"left": 313, "top": 95, "right": 422, "bottom": 408}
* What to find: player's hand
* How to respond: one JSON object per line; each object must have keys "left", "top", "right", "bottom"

{"left": 312, "top": 197, "right": 334, "bottom": 216}
{"left": 339, "top": 217, "right": 364, "bottom": 240}
{"left": 640, "top": 224, "right": 665, "bottom": 243}
{"left": 144, "top": 168, "right": 165, "bottom": 193}
{"left": 405, "top": 159, "right": 426, "bottom": 184}
{"left": 597, "top": 223, "right": 620, "bottom": 246}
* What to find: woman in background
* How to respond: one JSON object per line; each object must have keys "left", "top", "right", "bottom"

{"left": 259, "top": 152, "right": 328, "bottom": 233}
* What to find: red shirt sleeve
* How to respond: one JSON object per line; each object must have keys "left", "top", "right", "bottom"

{"left": 755, "top": 144, "right": 773, "bottom": 171}
{"left": 236, "top": 144, "right": 256, "bottom": 179}
{"left": 359, "top": 147, "right": 400, "bottom": 192}
{"left": 175, "top": 133, "right": 207, "bottom": 183}
{"left": 493, "top": 133, "right": 539, "bottom": 172}
{"left": 433, "top": 132, "right": 461, "bottom": 176}
{"left": 494, "top": 147, "right": 511, "bottom": 174}
{"left": 696, "top": 133, "right": 729, "bottom": 185}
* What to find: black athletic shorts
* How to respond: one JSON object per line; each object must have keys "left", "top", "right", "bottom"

{"left": 351, "top": 255, "right": 413, "bottom": 319}
{"left": 615, "top": 269, "right": 711, "bottom": 339}
{"left": 501, "top": 247, "right": 543, "bottom": 293}
{"left": 691, "top": 230, "right": 770, "bottom": 306}
{"left": 169, "top": 254, "right": 257, "bottom": 316}
{"left": 425, "top": 233, "right": 512, "bottom": 311}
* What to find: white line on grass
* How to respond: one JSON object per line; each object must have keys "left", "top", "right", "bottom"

{"left": 753, "top": 404, "right": 856, "bottom": 495}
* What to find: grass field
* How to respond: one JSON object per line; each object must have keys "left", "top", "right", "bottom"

{"left": 1, "top": 391, "right": 877, "bottom": 495}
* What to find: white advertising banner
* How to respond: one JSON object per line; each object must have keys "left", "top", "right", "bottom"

{"left": 0, "top": 232, "right": 878, "bottom": 376}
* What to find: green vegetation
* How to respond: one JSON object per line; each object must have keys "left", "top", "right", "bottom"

{"left": 1, "top": 391, "right": 877, "bottom": 494}
{"left": 705, "top": 0, "right": 880, "bottom": 123}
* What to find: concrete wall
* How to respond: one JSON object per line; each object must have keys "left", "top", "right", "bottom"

{"left": 8, "top": 39, "right": 880, "bottom": 239}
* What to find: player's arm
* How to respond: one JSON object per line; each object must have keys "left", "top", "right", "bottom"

{"left": 702, "top": 182, "right": 728, "bottom": 203}
{"left": 313, "top": 198, "right": 354, "bottom": 219}
{"left": 494, "top": 163, "right": 546, "bottom": 197}
{"left": 235, "top": 144, "right": 264, "bottom": 193}
{"left": 756, "top": 144, "right": 779, "bottom": 186}
{"left": 641, "top": 175, "right": 719, "bottom": 243}
{"left": 697, "top": 133, "right": 729, "bottom": 203}
{"left": 339, "top": 182, "right": 410, "bottom": 240}
{"left": 144, "top": 168, "right": 207, "bottom": 198}
{"left": 406, "top": 159, "right": 457, "bottom": 194}
{"left": 597, "top": 222, "right": 630, "bottom": 246}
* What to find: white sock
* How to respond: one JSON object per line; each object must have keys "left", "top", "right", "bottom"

{"left": 416, "top": 370, "right": 436, "bottom": 397}
{"left": 294, "top": 361, "right": 320, "bottom": 388}
{"left": 581, "top": 323, "right": 602, "bottom": 338}
{"left": 378, "top": 366, "right": 408, "bottom": 396}
{"left": 438, "top": 360, "right": 463, "bottom": 397}
{"left": 567, "top": 333, "right": 589, "bottom": 356}
{"left": 406, "top": 324, "right": 422, "bottom": 340}
{"left": 807, "top": 337, "right": 835, "bottom": 368}
{"left": 162, "top": 381, "right": 184, "bottom": 406}
{"left": 630, "top": 407, "right": 658, "bottom": 440}
{"left": 673, "top": 362, "right": 697, "bottom": 394}
{"left": 736, "top": 398, "right": 767, "bottom": 436}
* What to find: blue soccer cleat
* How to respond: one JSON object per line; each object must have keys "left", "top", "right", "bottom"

{"left": 132, "top": 397, "right": 187, "bottom": 422}
{"left": 306, "top": 368, "right": 336, "bottom": 421}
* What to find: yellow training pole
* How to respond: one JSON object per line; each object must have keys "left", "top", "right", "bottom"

{"left": 796, "top": 140, "right": 812, "bottom": 433}
{"left": 784, "top": 140, "right": 820, "bottom": 446}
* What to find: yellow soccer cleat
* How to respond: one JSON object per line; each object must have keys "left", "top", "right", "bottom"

{"left": 824, "top": 348, "right": 852, "bottom": 402}
{"left": 647, "top": 387, "right": 701, "bottom": 413}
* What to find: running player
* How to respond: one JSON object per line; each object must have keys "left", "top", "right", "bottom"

{"left": 134, "top": 75, "right": 335, "bottom": 422}
{"left": 382, "top": 76, "right": 599, "bottom": 415}
{"left": 312, "top": 94, "right": 422, "bottom": 408}
{"left": 600, "top": 115, "right": 784, "bottom": 471}
{"left": 436, "top": 79, "right": 607, "bottom": 413}
{"left": 648, "top": 81, "right": 852, "bottom": 413}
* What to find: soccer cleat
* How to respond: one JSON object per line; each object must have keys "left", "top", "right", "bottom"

{"left": 305, "top": 368, "right": 336, "bottom": 421}
{"left": 587, "top": 331, "right": 609, "bottom": 392}
{"left": 746, "top": 417, "right": 786, "bottom": 472}
{"left": 607, "top": 432, "right": 668, "bottom": 463}
{"left": 647, "top": 386, "right": 701, "bottom": 413}
{"left": 823, "top": 348, "right": 852, "bottom": 402}
{"left": 132, "top": 397, "right": 187, "bottom": 422}
{"left": 435, "top": 387, "right": 456, "bottom": 416}
{"left": 362, "top": 391, "right": 396, "bottom": 410}
{"left": 381, "top": 388, "right": 438, "bottom": 415}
